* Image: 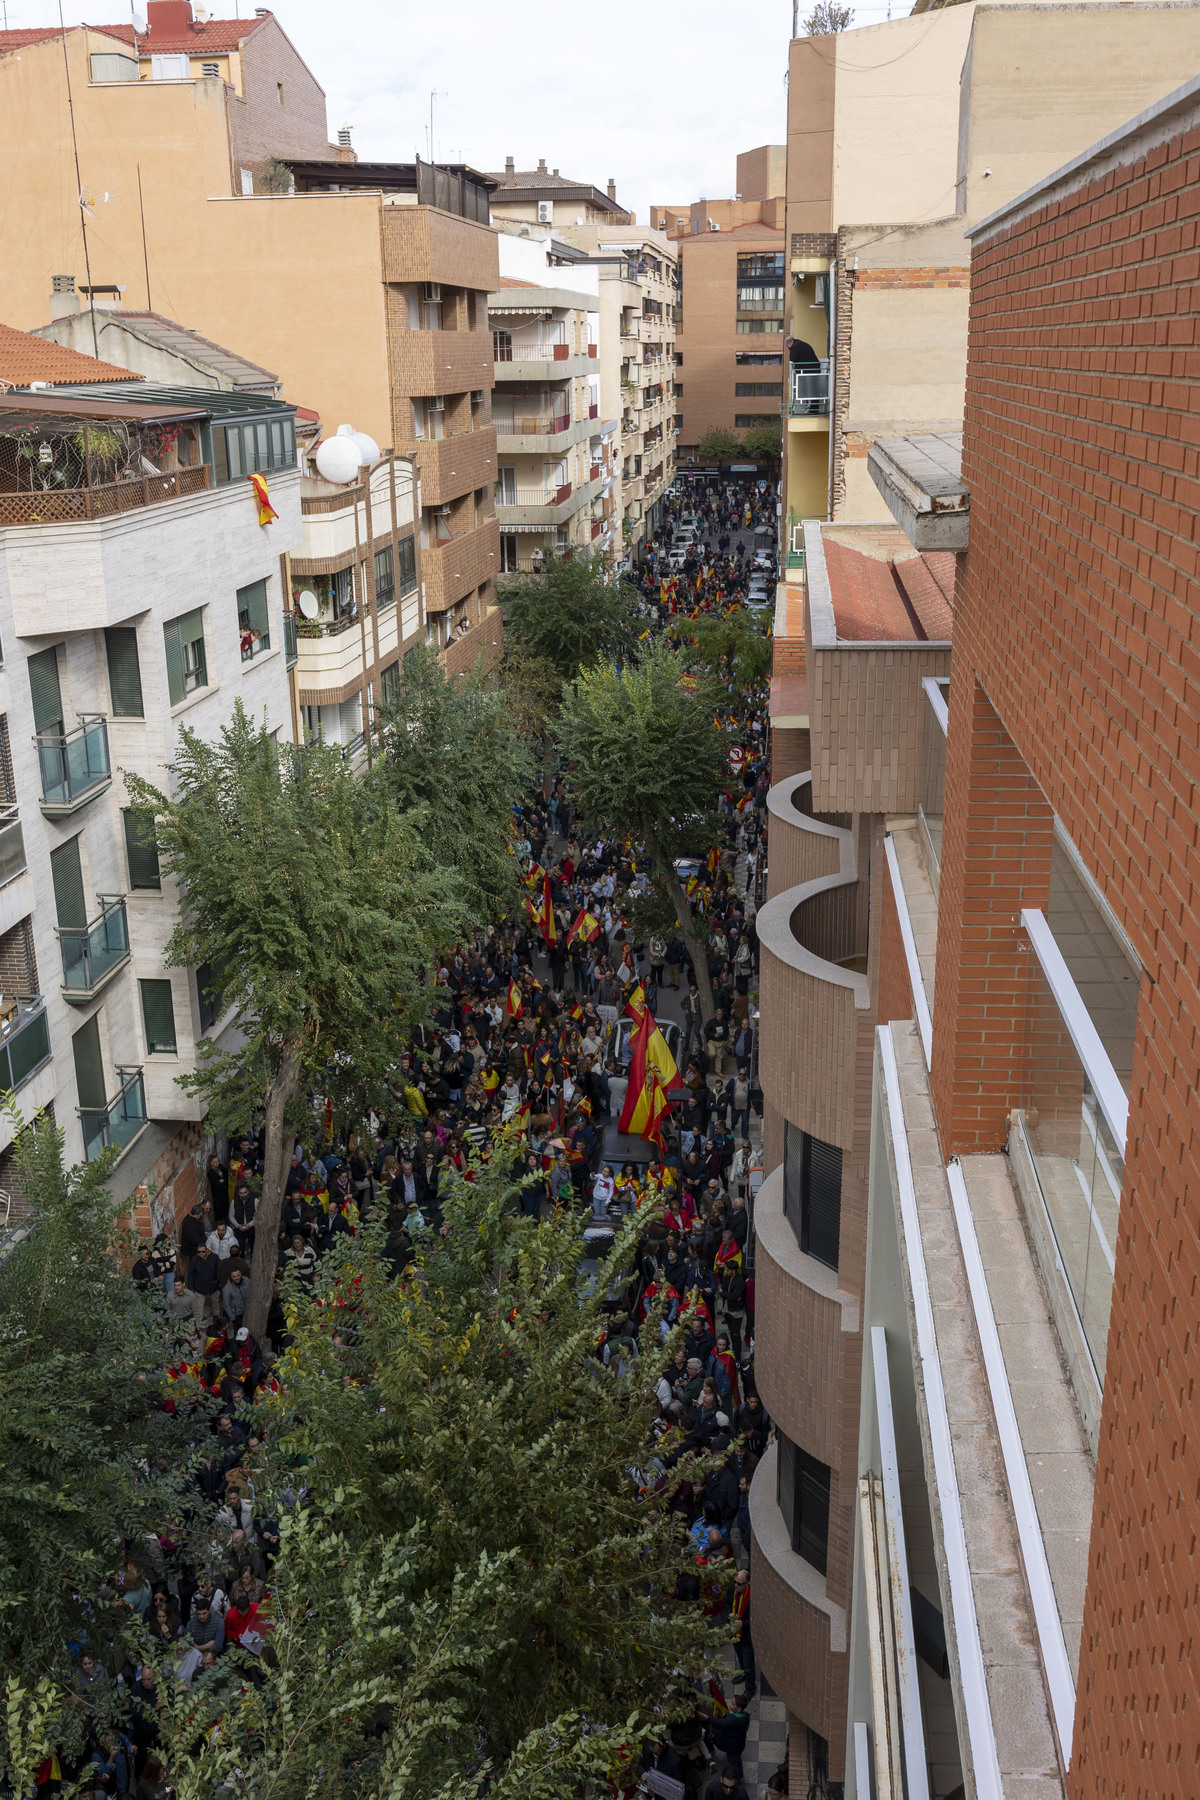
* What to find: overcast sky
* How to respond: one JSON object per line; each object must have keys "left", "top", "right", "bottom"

{"left": 9, "top": 0, "right": 911, "bottom": 225}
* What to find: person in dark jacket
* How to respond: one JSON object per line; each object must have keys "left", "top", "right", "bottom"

{"left": 185, "top": 1243, "right": 221, "bottom": 1326}
{"left": 705, "top": 1451, "right": 740, "bottom": 1527}
{"left": 179, "top": 1199, "right": 208, "bottom": 1272}
{"left": 711, "top": 1708, "right": 750, "bottom": 1782}
{"left": 703, "top": 1770, "right": 749, "bottom": 1800}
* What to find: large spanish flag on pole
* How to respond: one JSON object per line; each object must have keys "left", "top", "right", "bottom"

{"left": 566, "top": 907, "right": 602, "bottom": 948}
{"left": 623, "top": 984, "right": 680, "bottom": 1090}
{"left": 618, "top": 1010, "right": 673, "bottom": 1149}
{"left": 540, "top": 872, "right": 557, "bottom": 948}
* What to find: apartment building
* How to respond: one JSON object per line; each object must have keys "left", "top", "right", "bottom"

{"left": 756, "top": 67, "right": 1200, "bottom": 1797}
{"left": 650, "top": 147, "right": 786, "bottom": 469}
{"left": 488, "top": 279, "right": 605, "bottom": 572}
{"left": 0, "top": 4, "right": 503, "bottom": 666}
{"left": 0, "top": 327, "right": 298, "bottom": 1226}
{"left": 780, "top": 0, "right": 1200, "bottom": 553}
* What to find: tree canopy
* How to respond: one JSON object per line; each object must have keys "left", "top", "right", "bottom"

{"left": 673, "top": 606, "right": 772, "bottom": 698}
{"left": 502, "top": 548, "right": 637, "bottom": 681}
{"left": 740, "top": 419, "right": 782, "bottom": 469}
{"left": 371, "top": 642, "right": 531, "bottom": 921}
{"left": 695, "top": 427, "right": 744, "bottom": 467}
{"left": 557, "top": 641, "right": 726, "bottom": 1018}
{"left": 125, "top": 702, "right": 466, "bottom": 1340}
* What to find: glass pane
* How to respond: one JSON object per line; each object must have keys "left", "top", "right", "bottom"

{"left": 1020, "top": 956, "right": 1121, "bottom": 1381}
{"left": 72, "top": 1013, "right": 106, "bottom": 1111}
{"left": 7, "top": 1006, "right": 49, "bottom": 1089}
{"left": 226, "top": 427, "right": 243, "bottom": 480}
{"left": 920, "top": 686, "right": 947, "bottom": 875}
{"left": 123, "top": 811, "right": 161, "bottom": 890}
{"left": 140, "top": 979, "right": 176, "bottom": 1054}
{"left": 0, "top": 818, "right": 27, "bottom": 887}
{"left": 62, "top": 721, "right": 110, "bottom": 798}
{"left": 1047, "top": 841, "right": 1139, "bottom": 1086}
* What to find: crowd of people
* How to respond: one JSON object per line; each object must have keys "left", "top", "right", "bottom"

{"left": 53, "top": 479, "right": 786, "bottom": 1800}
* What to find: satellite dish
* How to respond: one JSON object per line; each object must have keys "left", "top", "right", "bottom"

{"left": 314, "top": 437, "right": 361, "bottom": 484}
{"left": 350, "top": 431, "right": 380, "bottom": 466}
{"left": 297, "top": 590, "right": 319, "bottom": 619}
{"left": 132, "top": 12, "right": 148, "bottom": 31}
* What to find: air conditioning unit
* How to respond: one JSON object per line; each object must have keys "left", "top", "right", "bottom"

{"left": 422, "top": 282, "right": 442, "bottom": 302}
{"left": 537, "top": 201, "right": 553, "bottom": 224}
{"left": 429, "top": 394, "right": 446, "bottom": 411}
{"left": 436, "top": 503, "right": 453, "bottom": 517}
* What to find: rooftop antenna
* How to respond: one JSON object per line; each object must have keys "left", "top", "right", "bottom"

{"left": 430, "top": 88, "right": 442, "bottom": 165}
{"left": 57, "top": 0, "right": 100, "bottom": 358}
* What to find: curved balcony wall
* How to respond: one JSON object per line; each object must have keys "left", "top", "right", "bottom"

{"left": 749, "top": 1442, "right": 848, "bottom": 1740}
{"left": 758, "top": 772, "right": 871, "bottom": 1150}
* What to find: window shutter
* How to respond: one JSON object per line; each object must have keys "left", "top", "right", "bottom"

{"left": 105, "top": 627, "right": 145, "bottom": 717}
{"left": 797, "top": 1449, "right": 831, "bottom": 1575}
{"left": 163, "top": 619, "right": 184, "bottom": 706}
{"left": 396, "top": 535, "right": 417, "bottom": 595}
{"left": 801, "top": 1131, "right": 842, "bottom": 1271}
{"left": 50, "top": 836, "right": 87, "bottom": 929}
{"left": 140, "top": 978, "right": 177, "bottom": 1054}
{"left": 123, "top": 810, "right": 161, "bottom": 890}
{"left": 71, "top": 1013, "right": 106, "bottom": 1111}
{"left": 28, "top": 647, "right": 63, "bottom": 736}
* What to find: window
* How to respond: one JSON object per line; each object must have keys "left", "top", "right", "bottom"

{"left": 380, "top": 661, "right": 400, "bottom": 702}
{"left": 783, "top": 1123, "right": 842, "bottom": 1270}
{"left": 90, "top": 51, "right": 138, "bottom": 81}
{"left": 277, "top": 81, "right": 284, "bottom": 104}
{"left": 105, "top": 627, "right": 144, "bottom": 717}
{"left": 72, "top": 1013, "right": 106, "bottom": 1112}
{"left": 496, "top": 466, "right": 517, "bottom": 504}
{"left": 164, "top": 609, "right": 207, "bottom": 707}
{"left": 736, "top": 352, "right": 783, "bottom": 366}
{"left": 140, "top": 979, "right": 177, "bottom": 1054}
{"left": 374, "top": 546, "right": 395, "bottom": 609}
{"left": 28, "top": 646, "right": 63, "bottom": 737}
{"left": 738, "top": 252, "right": 785, "bottom": 282}
{"left": 123, "top": 810, "right": 161, "bottom": 891}
{"left": 777, "top": 1431, "right": 831, "bottom": 1574}
{"left": 195, "top": 962, "right": 223, "bottom": 1034}
{"left": 213, "top": 416, "right": 296, "bottom": 483}
{"left": 151, "top": 53, "right": 189, "bottom": 79}
{"left": 396, "top": 535, "right": 417, "bottom": 596}
{"left": 500, "top": 533, "right": 519, "bottom": 574}
{"left": 735, "top": 413, "right": 778, "bottom": 428}
{"left": 237, "top": 579, "right": 271, "bottom": 660}
{"left": 736, "top": 382, "right": 781, "bottom": 398}
{"left": 50, "top": 837, "right": 87, "bottom": 930}
{"left": 736, "top": 320, "right": 784, "bottom": 334}
{"left": 240, "top": 168, "right": 254, "bottom": 195}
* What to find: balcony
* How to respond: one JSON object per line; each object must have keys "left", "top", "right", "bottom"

{"left": 392, "top": 328, "right": 495, "bottom": 399}
{"left": 0, "top": 465, "right": 210, "bottom": 528}
{"left": 0, "top": 995, "right": 51, "bottom": 1094}
{"left": 790, "top": 363, "right": 831, "bottom": 421}
{"left": 493, "top": 342, "right": 595, "bottom": 382}
{"left": 422, "top": 517, "right": 500, "bottom": 613}
{"left": 37, "top": 716, "right": 111, "bottom": 818}
{"left": 80, "top": 1066, "right": 147, "bottom": 1164}
{"left": 492, "top": 411, "right": 594, "bottom": 457}
{"left": 60, "top": 897, "right": 130, "bottom": 1002}
{"left": 439, "top": 606, "right": 503, "bottom": 677}
{"left": 414, "top": 427, "right": 497, "bottom": 507}
{"left": 381, "top": 204, "right": 500, "bottom": 292}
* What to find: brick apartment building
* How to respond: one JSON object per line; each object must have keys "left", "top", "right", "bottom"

{"left": 753, "top": 67, "right": 1200, "bottom": 1797}
{"left": 651, "top": 148, "right": 786, "bottom": 471}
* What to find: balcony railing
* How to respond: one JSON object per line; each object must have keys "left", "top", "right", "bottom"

{"left": 493, "top": 339, "right": 568, "bottom": 362}
{"left": 60, "top": 897, "right": 130, "bottom": 1001}
{"left": 283, "top": 612, "right": 298, "bottom": 667}
{"left": 498, "top": 488, "right": 558, "bottom": 508}
{"left": 80, "top": 1066, "right": 146, "bottom": 1164}
{"left": 0, "top": 995, "right": 51, "bottom": 1095}
{"left": 36, "top": 716, "right": 110, "bottom": 816}
{"left": 0, "top": 465, "right": 210, "bottom": 529}
{"left": 493, "top": 414, "right": 572, "bottom": 436}
{"left": 0, "top": 804, "right": 27, "bottom": 887}
{"left": 790, "top": 363, "right": 831, "bottom": 416}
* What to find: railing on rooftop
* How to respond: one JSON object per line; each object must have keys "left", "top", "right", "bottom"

{"left": 0, "top": 466, "right": 210, "bottom": 528}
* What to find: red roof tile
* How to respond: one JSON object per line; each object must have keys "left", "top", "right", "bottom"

{"left": 0, "top": 14, "right": 269, "bottom": 57}
{"left": 822, "top": 535, "right": 953, "bottom": 643}
{"left": 0, "top": 323, "right": 143, "bottom": 389}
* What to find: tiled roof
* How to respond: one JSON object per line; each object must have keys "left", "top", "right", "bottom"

{"left": 94, "top": 311, "right": 278, "bottom": 391}
{"left": 497, "top": 277, "right": 539, "bottom": 289}
{"left": 822, "top": 531, "right": 954, "bottom": 642}
{"left": 488, "top": 169, "right": 594, "bottom": 191}
{"left": 0, "top": 14, "right": 269, "bottom": 56}
{"left": 0, "top": 323, "right": 142, "bottom": 389}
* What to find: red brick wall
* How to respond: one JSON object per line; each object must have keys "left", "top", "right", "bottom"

{"left": 958, "top": 118, "right": 1200, "bottom": 1791}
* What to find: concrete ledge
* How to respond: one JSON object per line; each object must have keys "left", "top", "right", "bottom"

{"left": 867, "top": 433, "right": 968, "bottom": 552}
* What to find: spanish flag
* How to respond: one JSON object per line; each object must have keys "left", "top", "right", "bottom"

{"left": 624, "top": 985, "right": 680, "bottom": 1090}
{"left": 540, "top": 872, "right": 557, "bottom": 948}
{"left": 506, "top": 980, "right": 523, "bottom": 1020}
{"left": 566, "top": 907, "right": 602, "bottom": 948}
{"left": 482, "top": 1067, "right": 499, "bottom": 1094}
{"left": 618, "top": 1010, "right": 674, "bottom": 1149}
{"left": 706, "top": 845, "right": 720, "bottom": 874}
{"left": 249, "top": 471, "right": 278, "bottom": 526}
{"left": 568, "top": 1000, "right": 584, "bottom": 1022}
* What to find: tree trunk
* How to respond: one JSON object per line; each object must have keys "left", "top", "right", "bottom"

{"left": 245, "top": 1036, "right": 304, "bottom": 1343}
{"left": 656, "top": 851, "right": 715, "bottom": 1025}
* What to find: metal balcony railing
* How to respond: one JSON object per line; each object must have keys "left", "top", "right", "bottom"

{"left": 493, "top": 414, "right": 572, "bottom": 437}
{"left": 0, "top": 995, "right": 51, "bottom": 1095}
{"left": 60, "top": 897, "right": 130, "bottom": 1000}
{"left": 283, "top": 613, "right": 298, "bottom": 667}
{"left": 790, "top": 363, "right": 831, "bottom": 416}
{"left": 493, "top": 339, "right": 568, "bottom": 361}
{"left": 0, "top": 804, "right": 27, "bottom": 887}
{"left": 36, "top": 716, "right": 110, "bottom": 815}
{"left": 80, "top": 1066, "right": 146, "bottom": 1164}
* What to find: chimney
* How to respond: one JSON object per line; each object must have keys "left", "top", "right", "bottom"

{"left": 537, "top": 157, "right": 547, "bottom": 174}
{"left": 49, "top": 273, "right": 79, "bottom": 320}
{"left": 552, "top": 167, "right": 559, "bottom": 177}
{"left": 145, "top": 0, "right": 193, "bottom": 34}
{"left": 338, "top": 126, "right": 352, "bottom": 147}
{"left": 504, "top": 154, "right": 515, "bottom": 186}
{"left": 607, "top": 178, "right": 616, "bottom": 202}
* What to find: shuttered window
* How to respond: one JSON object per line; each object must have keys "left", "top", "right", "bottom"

{"left": 374, "top": 546, "right": 395, "bottom": 609}
{"left": 105, "top": 627, "right": 145, "bottom": 717}
{"left": 140, "top": 979, "right": 177, "bottom": 1054}
{"left": 163, "top": 609, "right": 207, "bottom": 706}
{"left": 50, "top": 836, "right": 87, "bottom": 929}
{"left": 196, "top": 962, "right": 222, "bottom": 1033}
{"left": 396, "top": 535, "right": 417, "bottom": 596}
{"left": 776, "top": 1430, "right": 831, "bottom": 1575}
{"left": 123, "top": 810, "right": 161, "bottom": 890}
{"left": 71, "top": 1013, "right": 106, "bottom": 1111}
{"left": 237, "top": 580, "right": 271, "bottom": 659}
{"left": 783, "top": 1122, "right": 842, "bottom": 1271}
{"left": 28, "top": 646, "right": 63, "bottom": 737}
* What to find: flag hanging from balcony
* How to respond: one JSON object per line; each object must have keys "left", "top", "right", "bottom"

{"left": 249, "top": 471, "right": 277, "bottom": 526}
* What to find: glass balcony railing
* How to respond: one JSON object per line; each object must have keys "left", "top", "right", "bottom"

{"left": 60, "top": 897, "right": 130, "bottom": 1000}
{"left": 37, "top": 716, "right": 110, "bottom": 814}
{"left": 0, "top": 995, "right": 51, "bottom": 1095}
{"left": 283, "top": 612, "right": 298, "bottom": 667}
{"left": 790, "top": 363, "right": 831, "bottom": 417}
{"left": 80, "top": 1067, "right": 146, "bottom": 1164}
{"left": 0, "top": 804, "right": 27, "bottom": 886}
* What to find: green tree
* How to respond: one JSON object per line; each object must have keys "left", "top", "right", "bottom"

{"left": 558, "top": 641, "right": 726, "bottom": 1020}
{"left": 125, "top": 702, "right": 465, "bottom": 1342}
{"left": 0, "top": 1116, "right": 191, "bottom": 1771}
{"left": 674, "top": 606, "right": 772, "bottom": 698}
{"left": 803, "top": 0, "right": 853, "bottom": 32}
{"left": 741, "top": 418, "right": 782, "bottom": 473}
{"left": 695, "top": 426, "right": 744, "bottom": 466}
{"left": 371, "top": 642, "right": 531, "bottom": 921}
{"left": 501, "top": 547, "right": 637, "bottom": 680}
{"left": 164, "top": 1158, "right": 729, "bottom": 1800}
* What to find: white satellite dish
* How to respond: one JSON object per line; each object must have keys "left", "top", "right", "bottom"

{"left": 314, "top": 436, "right": 361, "bottom": 484}
{"left": 350, "top": 431, "right": 380, "bottom": 466}
{"left": 132, "top": 12, "right": 148, "bottom": 32}
{"left": 297, "top": 590, "right": 319, "bottom": 620}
